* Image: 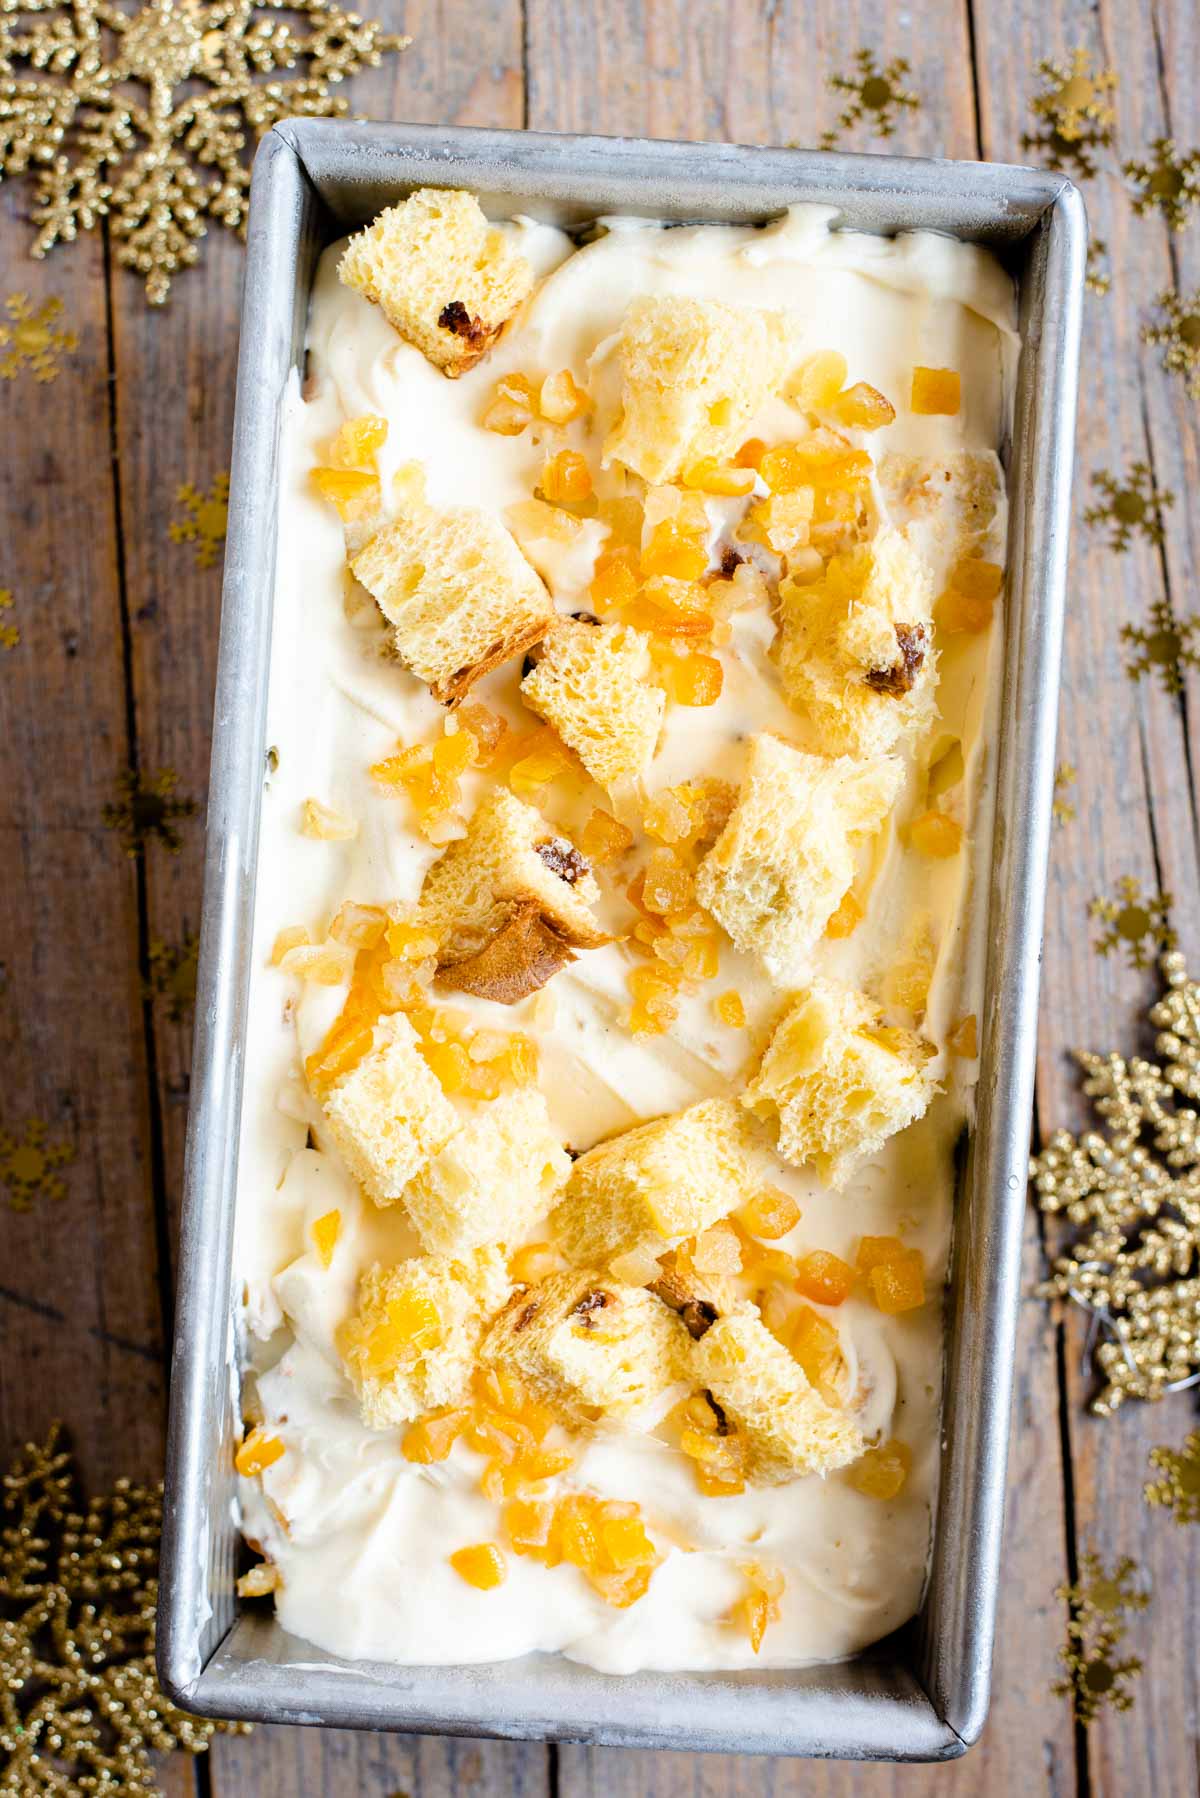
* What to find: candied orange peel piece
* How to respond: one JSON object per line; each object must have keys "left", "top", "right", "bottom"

{"left": 541, "top": 448, "right": 593, "bottom": 504}
{"left": 739, "top": 1187, "right": 800, "bottom": 1241}
{"left": 311, "top": 1208, "right": 341, "bottom": 1268}
{"left": 580, "top": 807, "right": 634, "bottom": 864}
{"left": 847, "top": 1437, "right": 913, "bottom": 1499}
{"left": 790, "top": 1304, "right": 845, "bottom": 1405}
{"left": 235, "top": 1427, "right": 285, "bottom": 1478}
{"left": 681, "top": 457, "right": 756, "bottom": 497}
{"left": 729, "top": 1561, "right": 785, "bottom": 1652}
{"left": 911, "top": 366, "right": 962, "bottom": 415}
{"left": 300, "top": 797, "right": 358, "bottom": 841}
{"left": 831, "top": 382, "right": 896, "bottom": 431}
{"left": 714, "top": 989, "right": 746, "bottom": 1029}
{"left": 908, "top": 809, "right": 964, "bottom": 859}
{"left": 794, "top": 1249, "right": 856, "bottom": 1307}
{"left": 948, "top": 1013, "right": 979, "bottom": 1058}
{"left": 788, "top": 350, "right": 848, "bottom": 411}
{"left": 867, "top": 1249, "right": 926, "bottom": 1315}
{"left": 450, "top": 1542, "right": 508, "bottom": 1589}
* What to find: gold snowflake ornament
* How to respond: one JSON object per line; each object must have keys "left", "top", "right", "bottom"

{"left": 0, "top": 1118, "right": 74, "bottom": 1212}
{"left": 144, "top": 933, "right": 198, "bottom": 1021}
{"left": 1084, "top": 462, "right": 1174, "bottom": 552}
{"left": 818, "top": 50, "right": 919, "bottom": 150}
{"left": 1142, "top": 288, "right": 1200, "bottom": 397}
{"left": 0, "top": 588, "right": 19, "bottom": 651}
{"left": 1054, "top": 1550, "right": 1147, "bottom": 1724}
{"left": 1031, "top": 949, "right": 1200, "bottom": 1414}
{"left": 102, "top": 766, "right": 197, "bottom": 855}
{"left": 1052, "top": 763, "right": 1077, "bottom": 827}
{"left": 1084, "top": 240, "right": 1111, "bottom": 297}
{"left": 170, "top": 472, "right": 229, "bottom": 568}
{"left": 0, "top": 293, "right": 77, "bottom": 381}
{"left": 1145, "top": 1430, "right": 1200, "bottom": 1524}
{"left": 1121, "top": 597, "right": 1200, "bottom": 696}
{"left": 1124, "top": 139, "right": 1200, "bottom": 232}
{"left": 1089, "top": 876, "right": 1175, "bottom": 970}
{"left": 1022, "top": 47, "right": 1117, "bottom": 178}
{"left": 0, "top": 1424, "right": 242, "bottom": 1793}
{"left": 0, "top": 0, "right": 410, "bottom": 305}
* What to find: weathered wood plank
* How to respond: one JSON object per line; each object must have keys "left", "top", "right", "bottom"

{"left": 208, "top": 1725, "right": 549, "bottom": 1796}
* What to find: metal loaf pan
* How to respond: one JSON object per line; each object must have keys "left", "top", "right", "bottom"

{"left": 158, "top": 119, "right": 1084, "bottom": 1760}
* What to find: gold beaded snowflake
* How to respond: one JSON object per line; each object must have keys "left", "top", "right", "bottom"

{"left": 1084, "top": 240, "right": 1111, "bottom": 297}
{"left": 1145, "top": 1430, "right": 1200, "bottom": 1524}
{"left": 143, "top": 933, "right": 198, "bottom": 1022}
{"left": 0, "top": 1424, "right": 242, "bottom": 1793}
{"left": 0, "top": 1118, "right": 74, "bottom": 1211}
{"left": 818, "top": 50, "right": 919, "bottom": 150}
{"left": 1142, "top": 288, "right": 1200, "bottom": 397}
{"left": 0, "top": 0, "right": 410, "bottom": 305}
{"left": 1052, "top": 763, "right": 1077, "bottom": 827}
{"left": 1083, "top": 462, "right": 1174, "bottom": 552}
{"left": 169, "top": 472, "right": 229, "bottom": 569}
{"left": 1021, "top": 47, "right": 1117, "bottom": 179}
{"left": 1089, "top": 877, "right": 1176, "bottom": 970}
{"left": 102, "top": 766, "right": 197, "bottom": 856}
{"left": 0, "top": 293, "right": 77, "bottom": 381}
{"left": 1124, "top": 139, "right": 1200, "bottom": 232}
{"left": 1031, "top": 949, "right": 1200, "bottom": 1414}
{"left": 1121, "top": 597, "right": 1200, "bottom": 695}
{"left": 0, "top": 588, "right": 18, "bottom": 652}
{"left": 1054, "top": 1550, "right": 1147, "bottom": 1724}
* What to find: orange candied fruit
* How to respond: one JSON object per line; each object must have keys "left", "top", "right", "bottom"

{"left": 790, "top": 1304, "right": 844, "bottom": 1405}
{"left": 735, "top": 436, "right": 767, "bottom": 470}
{"left": 908, "top": 809, "right": 964, "bottom": 859}
{"left": 326, "top": 412, "right": 388, "bottom": 471}
{"left": 627, "top": 576, "right": 713, "bottom": 638}
{"left": 714, "top": 989, "right": 747, "bottom": 1029}
{"left": 625, "top": 964, "right": 681, "bottom": 1036}
{"left": 304, "top": 1010, "right": 376, "bottom": 1099}
{"left": 847, "top": 1437, "right": 913, "bottom": 1500}
{"left": 501, "top": 1493, "right": 661, "bottom": 1605}
{"left": 948, "top": 1013, "right": 979, "bottom": 1058}
{"left": 454, "top": 702, "right": 508, "bottom": 766}
{"left": 271, "top": 924, "right": 310, "bottom": 964}
{"left": 509, "top": 1240, "right": 566, "bottom": 1285}
{"left": 641, "top": 848, "right": 694, "bottom": 918}
{"left": 235, "top": 1427, "right": 285, "bottom": 1478}
{"left": 403, "top": 1405, "right": 470, "bottom": 1465}
{"left": 739, "top": 1187, "right": 801, "bottom": 1241}
{"left": 449, "top": 1542, "right": 508, "bottom": 1590}
{"left": 794, "top": 1249, "right": 856, "bottom": 1307}
{"left": 580, "top": 807, "right": 634, "bottom": 864}
{"left": 855, "top": 1234, "right": 907, "bottom": 1276}
{"left": 386, "top": 917, "right": 440, "bottom": 963}
{"left": 937, "top": 559, "right": 1003, "bottom": 635}
{"left": 831, "top": 382, "right": 896, "bottom": 431}
{"left": 507, "top": 727, "right": 577, "bottom": 797}
{"left": 867, "top": 1248, "right": 926, "bottom": 1316}
{"left": 911, "top": 366, "right": 962, "bottom": 416}
{"left": 678, "top": 1407, "right": 749, "bottom": 1497}
{"left": 588, "top": 546, "right": 639, "bottom": 614}
{"left": 789, "top": 350, "right": 848, "bottom": 411}
{"left": 541, "top": 448, "right": 593, "bottom": 504}
{"left": 729, "top": 1562, "right": 785, "bottom": 1652}
{"left": 539, "top": 367, "right": 591, "bottom": 424}
{"left": 328, "top": 901, "right": 388, "bottom": 949}
{"left": 641, "top": 517, "right": 709, "bottom": 582}
{"left": 687, "top": 1221, "right": 743, "bottom": 1276}
{"left": 681, "top": 457, "right": 756, "bottom": 497}
{"left": 663, "top": 652, "right": 724, "bottom": 707}
{"left": 825, "top": 889, "right": 864, "bottom": 939}
{"left": 311, "top": 1208, "right": 341, "bottom": 1268}
{"left": 481, "top": 371, "right": 538, "bottom": 436}
{"left": 309, "top": 465, "right": 380, "bottom": 521}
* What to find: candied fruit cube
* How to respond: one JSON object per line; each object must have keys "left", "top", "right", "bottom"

{"left": 580, "top": 807, "right": 634, "bottom": 864}
{"left": 936, "top": 587, "right": 994, "bottom": 635}
{"left": 539, "top": 368, "right": 590, "bottom": 423}
{"left": 271, "top": 924, "right": 310, "bottom": 964}
{"left": 681, "top": 457, "right": 757, "bottom": 496}
{"left": 911, "top": 366, "right": 962, "bottom": 415}
{"left": 742, "top": 491, "right": 813, "bottom": 554}
{"left": 665, "top": 652, "right": 724, "bottom": 707}
{"left": 450, "top": 1542, "right": 508, "bottom": 1589}
{"left": 482, "top": 372, "right": 537, "bottom": 435}
{"left": 278, "top": 942, "right": 354, "bottom": 985}
{"left": 432, "top": 729, "right": 478, "bottom": 779}
{"left": 714, "top": 990, "right": 746, "bottom": 1029}
{"left": 300, "top": 797, "right": 358, "bottom": 841}
{"left": 588, "top": 550, "right": 640, "bottom": 614}
{"left": 235, "top": 1427, "right": 285, "bottom": 1478}
{"left": 948, "top": 1014, "right": 979, "bottom": 1058}
{"left": 402, "top": 1405, "right": 470, "bottom": 1464}
{"left": 735, "top": 437, "right": 767, "bottom": 469}
{"left": 509, "top": 1240, "right": 565, "bottom": 1285}
{"left": 790, "top": 1304, "right": 844, "bottom": 1404}
{"left": 824, "top": 890, "right": 864, "bottom": 939}
{"left": 311, "top": 1208, "right": 341, "bottom": 1268}
{"left": 541, "top": 449, "right": 593, "bottom": 504}
{"left": 386, "top": 918, "right": 440, "bottom": 962}
{"left": 688, "top": 1221, "right": 743, "bottom": 1275}
{"left": 831, "top": 382, "right": 896, "bottom": 431}
{"left": 237, "top": 1562, "right": 279, "bottom": 1597}
{"left": 642, "top": 848, "right": 694, "bottom": 917}
{"left": 847, "top": 1437, "right": 912, "bottom": 1499}
{"left": 855, "top": 1235, "right": 907, "bottom": 1275}
{"left": 310, "top": 466, "right": 381, "bottom": 517}
{"left": 867, "top": 1249, "right": 926, "bottom": 1315}
{"left": 328, "top": 902, "right": 388, "bottom": 950}
{"left": 739, "top": 1187, "right": 800, "bottom": 1241}
{"left": 327, "top": 413, "right": 388, "bottom": 470}
{"left": 729, "top": 1562, "right": 784, "bottom": 1652}
{"left": 788, "top": 350, "right": 848, "bottom": 411}
{"left": 908, "top": 809, "right": 964, "bottom": 859}
{"left": 641, "top": 518, "right": 709, "bottom": 582}
{"left": 794, "top": 1249, "right": 855, "bottom": 1307}
{"left": 454, "top": 703, "right": 507, "bottom": 766}
{"left": 422, "top": 1038, "right": 473, "bottom": 1094}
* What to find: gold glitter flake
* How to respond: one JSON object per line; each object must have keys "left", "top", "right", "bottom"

{"left": 1121, "top": 597, "right": 1200, "bottom": 696}
{"left": 0, "top": 588, "right": 19, "bottom": 651}
{"left": 1053, "top": 763, "right": 1077, "bottom": 827}
{"left": 1084, "top": 462, "right": 1174, "bottom": 553}
{"left": 0, "top": 1119, "right": 73, "bottom": 1212}
{"left": 143, "top": 933, "right": 198, "bottom": 1022}
{"left": 169, "top": 472, "right": 229, "bottom": 569}
{"left": 0, "top": 1423, "right": 243, "bottom": 1792}
{"left": 1022, "top": 48, "right": 1117, "bottom": 179}
{"left": 1124, "top": 139, "right": 1200, "bottom": 233}
{"left": 102, "top": 766, "right": 197, "bottom": 856}
{"left": 1054, "top": 1550, "right": 1147, "bottom": 1724}
{"left": 0, "top": 293, "right": 77, "bottom": 381}
{"left": 818, "top": 50, "right": 919, "bottom": 151}
{"left": 1085, "top": 240, "right": 1111, "bottom": 297}
{"left": 1145, "top": 1430, "right": 1200, "bottom": 1524}
{"left": 0, "top": 0, "right": 410, "bottom": 305}
{"left": 1031, "top": 949, "right": 1200, "bottom": 1414}
{"left": 1142, "top": 288, "right": 1200, "bottom": 397}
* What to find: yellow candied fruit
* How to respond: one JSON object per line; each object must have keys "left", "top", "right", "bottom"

{"left": 911, "top": 366, "right": 962, "bottom": 415}
{"left": 867, "top": 1249, "right": 926, "bottom": 1315}
{"left": 386, "top": 918, "right": 440, "bottom": 962}
{"left": 627, "top": 577, "right": 714, "bottom": 639}
{"left": 541, "top": 448, "right": 593, "bottom": 504}
{"left": 300, "top": 797, "right": 358, "bottom": 841}
{"left": 948, "top": 1013, "right": 979, "bottom": 1058}
{"left": 788, "top": 350, "right": 849, "bottom": 411}
{"left": 626, "top": 968, "right": 681, "bottom": 1037}
{"left": 739, "top": 1187, "right": 800, "bottom": 1241}
{"left": 714, "top": 990, "right": 747, "bottom": 1030}
{"left": 794, "top": 1249, "right": 856, "bottom": 1308}
{"left": 509, "top": 1240, "right": 566, "bottom": 1285}
{"left": 235, "top": 1427, "right": 285, "bottom": 1478}
{"left": 482, "top": 371, "right": 537, "bottom": 435}
{"left": 358, "top": 1290, "right": 443, "bottom": 1376}
{"left": 328, "top": 901, "right": 388, "bottom": 949}
{"left": 662, "top": 652, "right": 724, "bottom": 707}
{"left": 641, "top": 848, "right": 694, "bottom": 918}
{"left": 277, "top": 942, "right": 354, "bottom": 985}
{"left": 847, "top": 1437, "right": 913, "bottom": 1500}
{"left": 742, "top": 491, "right": 814, "bottom": 556}
{"left": 271, "top": 924, "right": 310, "bottom": 964}
{"left": 588, "top": 548, "right": 641, "bottom": 614}
{"left": 453, "top": 703, "right": 508, "bottom": 767}
{"left": 679, "top": 1420, "right": 748, "bottom": 1497}
{"left": 855, "top": 1234, "right": 907, "bottom": 1275}
{"left": 825, "top": 889, "right": 864, "bottom": 939}
{"left": 580, "top": 807, "right": 634, "bottom": 864}
{"left": 882, "top": 947, "right": 934, "bottom": 1018}
{"left": 687, "top": 1221, "right": 743, "bottom": 1276}
{"left": 449, "top": 1542, "right": 508, "bottom": 1590}
{"left": 310, "top": 465, "right": 381, "bottom": 518}
{"left": 507, "top": 728, "right": 576, "bottom": 796}
{"left": 539, "top": 367, "right": 591, "bottom": 424}
{"left": 432, "top": 729, "right": 478, "bottom": 780}
{"left": 951, "top": 557, "right": 1004, "bottom": 602}
{"left": 326, "top": 412, "right": 388, "bottom": 471}
{"left": 423, "top": 1038, "right": 473, "bottom": 1094}
{"left": 708, "top": 396, "right": 735, "bottom": 427}
{"left": 641, "top": 517, "right": 709, "bottom": 582}
{"left": 831, "top": 382, "right": 896, "bottom": 431}
{"left": 237, "top": 1562, "right": 279, "bottom": 1597}
{"left": 731, "top": 1220, "right": 797, "bottom": 1284}
{"left": 908, "top": 809, "right": 964, "bottom": 859}
{"left": 681, "top": 457, "right": 757, "bottom": 497}
{"left": 790, "top": 1304, "right": 844, "bottom": 1405}
{"left": 936, "top": 588, "right": 994, "bottom": 635}
{"left": 403, "top": 1406, "right": 470, "bottom": 1464}
{"left": 304, "top": 1011, "right": 376, "bottom": 1098}
{"left": 311, "top": 1208, "right": 341, "bottom": 1268}
{"left": 735, "top": 436, "right": 768, "bottom": 470}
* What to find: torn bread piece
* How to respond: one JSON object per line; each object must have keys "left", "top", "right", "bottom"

{"left": 690, "top": 1310, "right": 864, "bottom": 1483}
{"left": 319, "top": 1011, "right": 458, "bottom": 1207}
{"left": 878, "top": 449, "right": 1002, "bottom": 552}
{"left": 550, "top": 1098, "right": 757, "bottom": 1268}
{"left": 337, "top": 188, "right": 534, "bottom": 377}
{"left": 777, "top": 527, "right": 937, "bottom": 758}
{"left": 351, "top": 495, "right": 554, "bottom": 704}
{"left": 743, "top": 978, "right": 937, "bottom": 1189}
{"left": 419, "top": 788, "right": 606, "bottom": 1002}
{"left": 338, "top": 1246, "right": 512, "bottom": 1428}
{"left": 604, "top": 295, "right": 795, "bottom": 484}
{"left": 481, "top": 1270, "right": 686, "bottom": 1430}
{"left": 520, "top": 617, "right": 665, "bottom": 789}
{"left": 402, "top": 1087, "right": 571, "bottom": 1257}
{"left": 696, "top": 733, "right": 902, "bottom": 981}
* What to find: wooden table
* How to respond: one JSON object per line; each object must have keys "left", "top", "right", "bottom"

{"left": 2, "top": 0, "right": 1197, "bottom": 1791}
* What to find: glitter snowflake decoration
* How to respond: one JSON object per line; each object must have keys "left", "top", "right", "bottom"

{"left": 102, "top": 766, "right": 197, "bottom": 855}
{"left": 1089, "top": 877, "right": 1176, "bottom": 970}
{"left": 1145, "top": 1430, "right": 1200, "bottom": 1524}
{"left": 1142, "top": 288, "right": 1200, "bottom": 397}
{"left": 143, "top": 932, "right": 198, "bottom": 1022}
{"left": 1054, "top": 1550, "right": 1147, "bottom": 1724}
{"left": 1084, "top": 462, "right": 1174, "bottom": 553}
{"left": 169, "top": 472, "right": 229, "bottom": 568}
{"left": 1121, "top": 598, "right": 1200, "bottom": 696}
{"left": 0, "top": 293, "right": 77, "bottom": 381}
{"left": 1021, "top": 48, "right": 1117, "bottom": 179}
{"left": 818, "top": 50, "right": 919, "bottom": 150}
{"left": 0, "top": 588, "right": 19, "bottom": 651}
{"left": 1124, "top": 139, "right": 1200, "bottom": 232}
{"left": 0, "top": 1424, "right": 241, "bottom": 1793}
{"left": 1031, "top": 949, "right": 1200, "bottom": 1414}
{"left": 0, "top": 0, "right": 410, "bottom": 305}
{"left": 1053, "top": 763, "right": 1077, "bottom": 827}
{"left": 0, "top": 1118, "right": 73, "bottom": 1211}
{"left": 1085, "top": 240, "right": 1111, "bottom": 297}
